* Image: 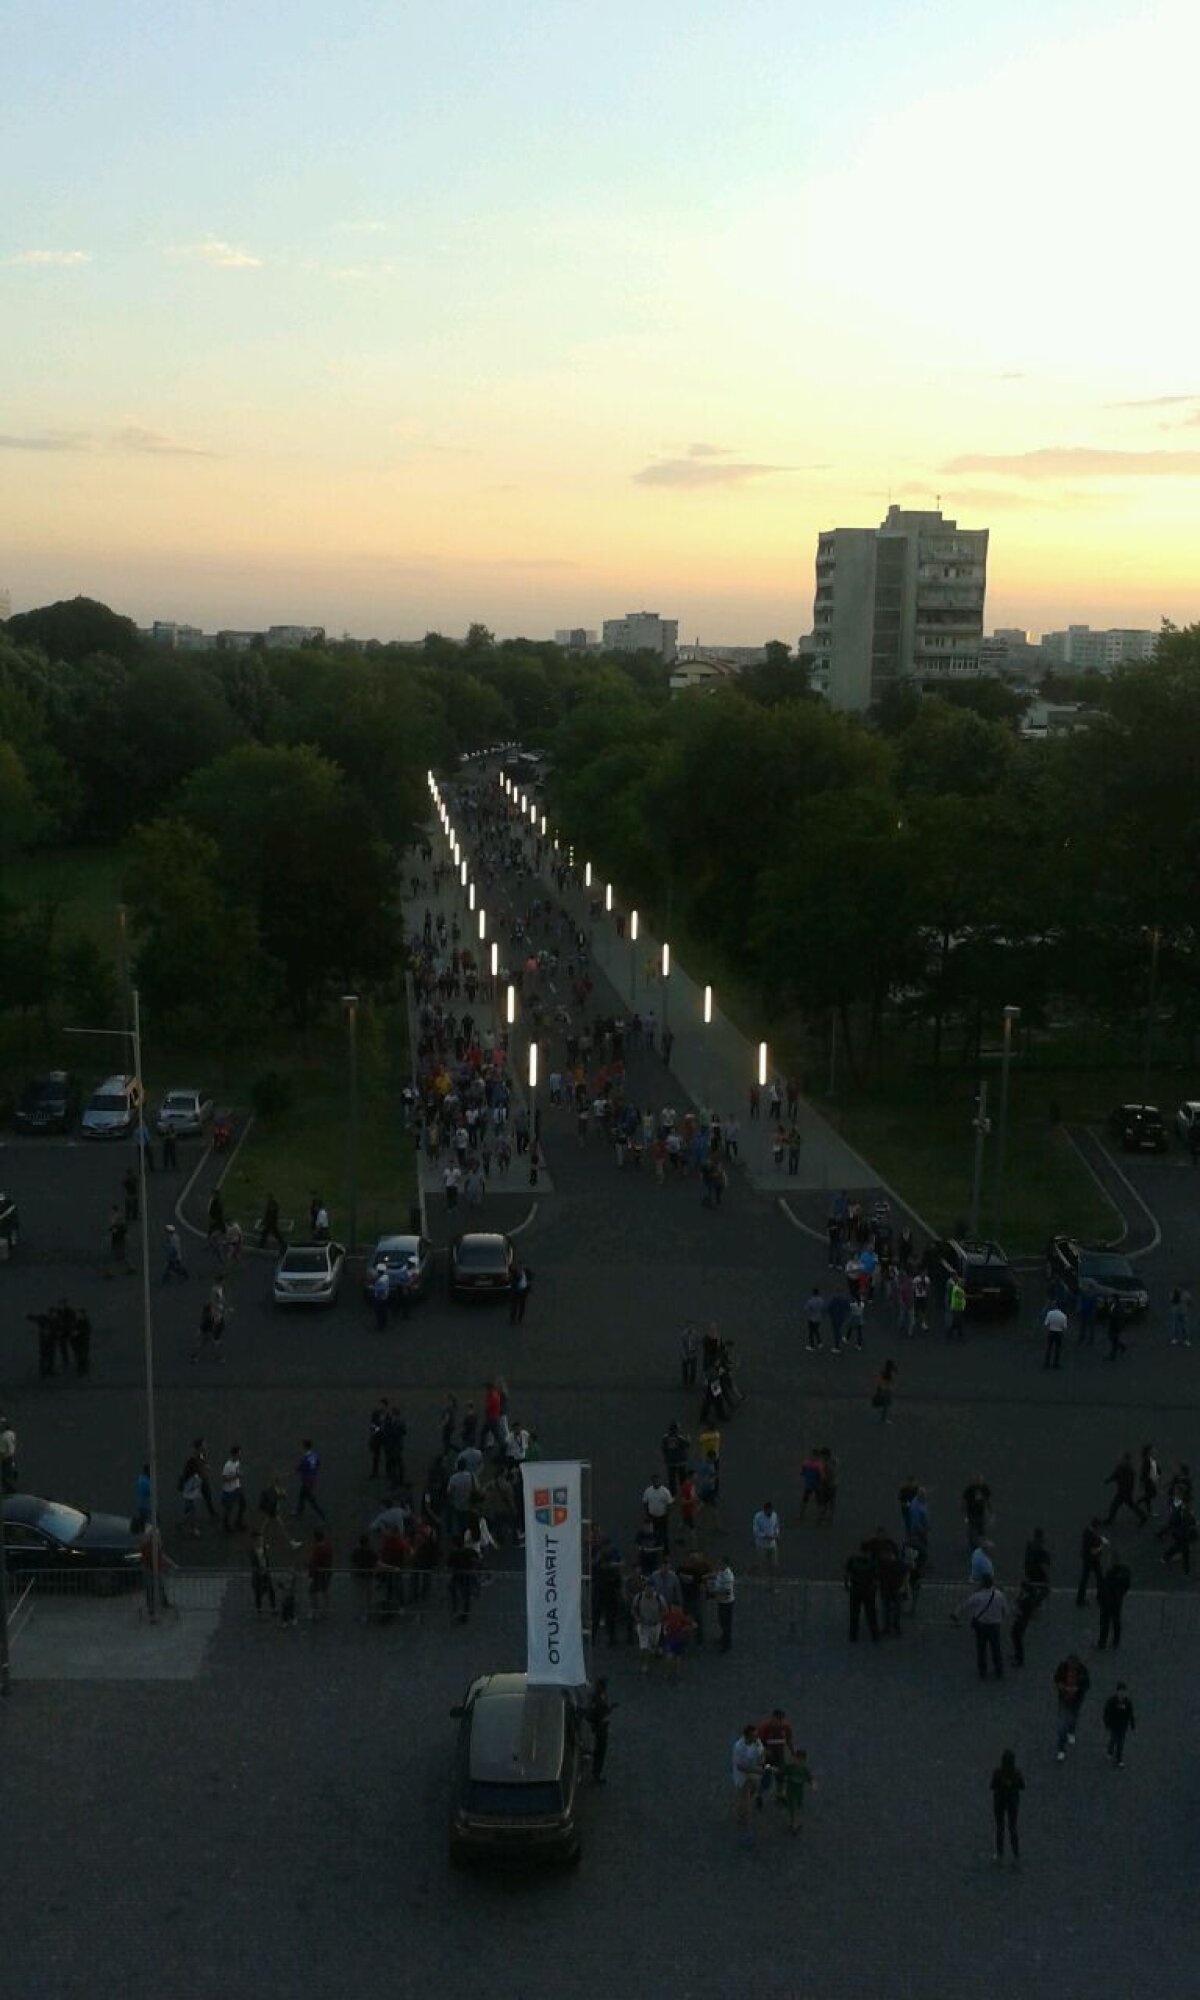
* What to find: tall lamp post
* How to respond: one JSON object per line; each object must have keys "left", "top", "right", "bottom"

{"left": 661, "top": 942, "right": 671, "bottom": 1047}
{"left": 528, "top": 1039, "right": 539, "bottom": 1151}
{"left": 758, "top": 1041, "right": 770, "bottom": 1177}
{"left": 703, "top": 984, "right": 713, "bottom": 1113}
{"left": 1141, "top": 925, "right": 1162, "bottom": 1110}
{"left": 990, "top": 1005, "right": 1021, "bottom": 1241}
{"left": 629, "top": 910, "right": 639, "bottom": 1007}
{"left": 63, "top": 989, "right": 161, "bottom": 1618}
{"left": 343, "top": 994, "right": 359, "bottom": 1252}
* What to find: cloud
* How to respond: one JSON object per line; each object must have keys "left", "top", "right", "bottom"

{"left": 8, "top": 248, "right": 91, "bottom": 267}
{"left": 1108, "top": 392, "right": 1200, "bottom": 408}
{"left": 634, "top": 457, "right": 790, "bottom": 489}
{"left": 687, "top": 442, "right": 729, "bottom": 457}
{"left": 113, "top": 424, "right": 213, "bottom": 457}
{"left": 0, "top": 430, "right": 93, "bottom": 451}
{"left": 942, "top": 447, "right": 1200, "bottom": 478}
{"left": 0, "top": 425, "right": 212, "bottom": 457}
{"left": 171, "top": 236, "right": 262, "bottom": 269}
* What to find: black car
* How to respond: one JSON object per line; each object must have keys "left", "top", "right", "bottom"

{"left": 14, "top": 1071, "right": 81, "bottom": 1134}
{"left": 449, "top": 1232, "right": 516, "bottom": 1299}
{"left": 929, "top": 1237, "right": 1020, "bottom": 1317}
{"left": 1107, "top": 1103, "right": 1168, "bottom": 1153}
{"left": 449, "top": 1672, "right": 583, "bottom": 1866}
{"left": 1046, "top": 1236, "right": 1149, "bottom": 1316}
{"left": 1, "top": 1494, "right": 143, "bottom": 1585}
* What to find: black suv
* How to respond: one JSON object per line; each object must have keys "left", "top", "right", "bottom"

{"left": 15, "top": 1072, "right": 81, "bottom": 1134}
{"left": 1046, "top": 1236, "right": 1149, "bottom": 1316}
{"left": 1107, "top": 1103, "right": 1168, "bottom": 1153}
{"left": 929, "top": 1238, "right": 1020, "bottom": 1317}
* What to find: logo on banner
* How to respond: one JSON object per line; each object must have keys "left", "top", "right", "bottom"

{"left": 534, "top": 1486, "right": 569, "bottom": 1527}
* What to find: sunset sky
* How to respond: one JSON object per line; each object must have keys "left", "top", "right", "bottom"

{"left": 2, "top": 0, "right": 1197, "bottom": 643}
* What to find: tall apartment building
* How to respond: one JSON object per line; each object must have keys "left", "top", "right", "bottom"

{"left": 1039, "top": 624, "right": 1158, "bottom": 670}
{"left": 0, "top": 584, "right": 11, "bottom": 622}
{"left": 554, "top": 627, "right": 598, "bottom": 649}
{"left": 808, "top": 506, "right": 988, "bottom": 711}
{"left": 601, "top": 610, "right": 679, "bottom": 663}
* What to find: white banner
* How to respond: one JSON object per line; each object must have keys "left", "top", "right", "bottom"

{"left": 521, "top": 1460, "right": 586, "bottom": 1686}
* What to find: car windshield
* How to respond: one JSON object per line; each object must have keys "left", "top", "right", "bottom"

{"left": 1080, "top": 1253, "right": 1136, "bottom": 1281}
{"left": 464, "top": 1780, "right": 563, "bottom": 1817}
{"left": 91, "top": 1093, "right": 128, "bottom": 1113}
{"left": 34, "top": 1501, "right": 87, "bottom": 1544}
{"left": 163, "top": 1094, "right": 193, "bottom": 1110}
{"left": 457, "top": 1239, "right": 507, "bottom": 1270}
{"left": 284, "top": 1250, "right": 329, "bottom": 1273}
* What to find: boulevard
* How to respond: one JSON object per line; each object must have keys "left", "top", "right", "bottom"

{"left": 3, "top": 779, "right": 1200, "bottom": 1999}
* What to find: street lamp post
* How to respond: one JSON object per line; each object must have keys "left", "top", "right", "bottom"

{"left": 969, "top": 1081, "right": 991, "bottom": 1237}
{"left": 990, "top": 1005, "right": 1021, "bottom": 1241}
{"left": 629, "top": 910, "right": 638, "bottom": 1007}
{"left": 528, "top": 1039, "right": 539, "bottom": 1153}
{"left": 703, "top": 983, "right": 713, "bottom": 1112}
{"left": 63, "top": 989, "right": 162, "bottom": 1620}
{"left": 661, "top": 942, "right": 671, "bottom": 1048}
{"left": 1141, "top": 925, "right": 1162, "bottom": 1110}
{"left": 758, "top": 1041, "right": 770, "bottom": 1176}
{"left": 343, "top": 995, "right": 359, "bottom": 1252}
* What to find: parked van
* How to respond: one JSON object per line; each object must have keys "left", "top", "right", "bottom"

{"left": 80, "top": 1075, "right": 140, "bottom": 1140}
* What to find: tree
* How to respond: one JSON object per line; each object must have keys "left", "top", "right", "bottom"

{"left": 5, "top": 595, "right": 143, "bottom": 667}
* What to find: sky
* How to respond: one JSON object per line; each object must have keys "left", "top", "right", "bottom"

{"left": 2, "top": 0, "right": 1198, "bottom": 643}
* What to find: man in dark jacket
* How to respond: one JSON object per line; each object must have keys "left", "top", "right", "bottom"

{"left": 1097, "top": 1560, "right": 1132, "bottom": 1649}
{"left": 1076, "top": 1517, "right": 1109, "bottom": 1604}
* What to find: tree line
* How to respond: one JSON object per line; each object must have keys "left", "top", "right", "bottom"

{"left": 543, "top": 627, "right": 1200, "bottom": 1083}
{"left": 0, "top": 599, "right": 668, "bottom": 1035}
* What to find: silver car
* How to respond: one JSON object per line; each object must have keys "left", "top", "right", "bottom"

{"left": 156, "top": 1088, "right": 214, "bottom": 1137}
{"left": 273, "top": 1241, "right": 346, "bottom": 1307}
{"left": 81, "top": 1075, "right": 140, "bottom": 1140}
{"left": 363, "top": 1232, "right": 433, "bottom": 1302}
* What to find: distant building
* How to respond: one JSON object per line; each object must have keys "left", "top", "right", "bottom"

{"left": 601, "top": 610, "right": 679, "bottom": 663}
{"left": 809, "top": 506, "right": 988, "bottom": 712}
{"left": 1021, "top": 699, "right": 1100, "bottom": 739}
{"left": 675, "top": 643, "right": 767, "bottom": 669}
{"left": 1039, "top": 624, "right": 1158, "bottom": 671}
{"left": 216, "top": 629, "right": 263, "bottom": 651}
{"left": 669, "top": 657, "right": 742, "bottom": 695}
{"left": 148, "top": 620, "right": 208, "bottom": 650}
{"left": 554, "top": 627, "right": 598, "bottom": 650}
{"left": 265, "top": 624, "right": 324, "bottom": 649}
{"left": 0, "top": 584, "right": 11, "bottom": 622}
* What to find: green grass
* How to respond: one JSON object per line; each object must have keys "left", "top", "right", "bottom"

{"left": 217, "top": 1008, "right": 416, "bottom": 1250}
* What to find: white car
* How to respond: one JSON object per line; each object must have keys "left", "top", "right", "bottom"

{"left": 81, "top": 1075, "right": 140, "bottom": 1140}
{"left": 156, "top": 1088, "right": 214, "bottom": 1137}
{"left": 1175, "top": 1100, "right": 1200, "bottom": 1145}
{"left": 273, "top": 1241, "right": 346, "bottom": 1307}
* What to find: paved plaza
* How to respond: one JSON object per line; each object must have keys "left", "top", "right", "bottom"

{"left": 4, "top": 776, "right": 1200, "bottom": 1997}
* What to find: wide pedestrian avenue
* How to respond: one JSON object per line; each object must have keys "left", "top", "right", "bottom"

{"left": 3, "top": 762, "right": 1200, "bottom": 2000}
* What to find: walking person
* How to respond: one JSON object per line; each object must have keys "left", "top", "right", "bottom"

{"left": 872, "top": 1358, "right": 897, "bottom": 1423}
{"left": 509, "top": 1259, "right": 531, "bottom": 1323}
{"left": 990, "top": 1750, "right": 1024, "bottom": 1867}
{"left": 220, "top": 1444, "right": 247, "bottom": 1533}
{"left": 953, "top": 1579, "right": 1008, "bottom": 1680}
{"left": 1139, "top": 1443, "right": 1160, "bottom": 1520}
{"left": 585, "top": 1679, "right": 616, "bottom": 1783}
{"left": 1169, "top": 1286, "right": 1192, "bottom": 1347}
{"left": 249, "top": 1531, "right": 276, "bottom": 1614}
{"left": 751, "top": 1499, "right": 781, "bottom": 1589}
{"left": 258, "top": 1193, "right": 287, "bottom": 1253}
{"left": 776, "top": 1747, "right": 815, "bottom": 1839}
{"left": 1096, "top": 1558, "right": 1132, "bottom": 1650}
{"left": 161, "top": 1223, "right": 188, "bottom": 1283}
{"left": 709, "top": 1555, "right": 735, "bottom": 1651}
{"left": 1053, "top": 1653, "right": 1091, "bottom": 1760}
{"left": 1103, "top": 1682, "right": 1136, "bottom": 1768}
{"left": 1105, "top": 1297, "right": 1129, "bottom": 1361}
{"left": 206, "top": 1189, "right": 226, "bottom": 1260}
{"left": 139, "top": 1524, "right": 177, "bottom": 1617}
{"left": 1042, "top": 1300, "right": 1068, "bottom": 1370}
{"left": 1076, "top": 1517, "right": 1109, "bottom": 1604}
{"left": 1105, "top": 1451, "right": 1146, "bottom": 1527}
{"left": 803, "top": 1288, "right": 824, "bottom": 1354}
{"left": 732, "top": 1723, "right": 766, "bottom": 1848}
{"left": 680, "top": 1320, "right": 699, "bottom": 1388}
{"left": 295, "top": 1439, "right": 326, "bottom": 1521}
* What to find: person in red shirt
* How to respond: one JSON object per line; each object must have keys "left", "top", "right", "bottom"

{"left": 677, "top": 1472, "right": 698, "bottom": 1548}
{"left": 757, "top": 1708, "right": 795, "bottom": 1798}
{"left": 481, "top": 1380, "right": 503, "bottom": 1452}
{"left": 660, "top": 1601, "right": 694, "bottom": 1679}
{"left": 378, "top": 1524, "right": 411, "bottom": 1612}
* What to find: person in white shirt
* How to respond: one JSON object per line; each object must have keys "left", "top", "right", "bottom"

{"left": 752, "top": 1501, "right": 781, "bottom": 1588}
{"left": 643, "top": 1476, "right": 674, "bottom": 1550}
{"left": 708, "top": 1559, "right": 735, "bottom": 1651}
{"left": 221, "top": 1445, "right": 246, "bottom": 1533}
{"left": 1043, "top": 1303, "right": 1068, "bottom": 1370}
{"left": 732, "top": 1723, "right": 766, "bottom": 1843}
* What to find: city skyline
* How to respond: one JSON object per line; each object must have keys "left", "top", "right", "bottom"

{"left": 2, "top": 0, "right": 1198, "bottom": 642}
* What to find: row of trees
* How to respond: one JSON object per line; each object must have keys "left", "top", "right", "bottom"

{"left": 0, "top": 599, "right": 672, "bottom": 1030}
{"left": 544, "top": 628, "right": 1200, "bottom": 1083}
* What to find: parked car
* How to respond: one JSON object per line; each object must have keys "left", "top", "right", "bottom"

{"left": 449, "top": 1232, "right": 516, "bottom": 1299}
{"left": 1174, "top": 1100, "right": 1200, "bottom": 1146}
{"left": 1046, "top": 1235, "right": 1149, "bottom": 1316}
{"left": 80, "top": 1074, "right": 140, "bottom": 1140}
{"left": 1107, "top": 1103, "right": 1168, "bottom": 1153}
{"left": 155, "top": 1087, "right": 214, "bottom": 1137}
{"left": 272, "top": 1241, "right": 346, "bottom": 1307}
{"left": 362, "top": 1232, "right": 433, "bottom": 1302}
{"left": 14, "top": 1071, "right": 81, "bottom": 1134}
{"left": 1, "top": 1494, "right": 142, "bottom": 1584}
{"left": 928, "top": 1237, "right": 1020, "bottom": 1317}
{"left": 449, "top": 1672, "right": 582, "bottom": 1866}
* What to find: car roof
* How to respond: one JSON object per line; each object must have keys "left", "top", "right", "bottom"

{"left": 466, "top": 1673, "right": 566, "bottom": 1782}
{"left": 1, "top": 1494, "right": 45, "bottom": 1524}
{"left": 93, "top": 1074, "right": 134, "bottom": 1093}
{"left": 456, "top": 1232, "right": 510, "bottom": 1250}
{"left": 373, "top": 1233, "right": 421, "bottom": 1254}
{"left": 1119, "top": 1102, "right": 1161, "bottom": 1114}
{"left": 28, "top": 1071, "right": 72, "bottom": 1086}
{"left": 163, "top": 1086, "right": 202, "bottom": 1097}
